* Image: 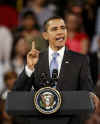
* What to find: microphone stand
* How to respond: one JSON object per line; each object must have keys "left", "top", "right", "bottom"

{"left": 51, "top": 69, "right": 58, "bottom": 88}
{"left": 39, "top": 73, "right": 50, "bottom": 88}
{"left": 39, "top": 69, "right": 58, "bottom": 88}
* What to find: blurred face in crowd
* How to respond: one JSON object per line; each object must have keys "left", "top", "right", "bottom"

{"left": 22, "top": 16, "right": 36, "bottom": 30}
{"left": 71, "top": 6, "right": 83, "bottom": 26}
{"left": 87, "top": 0, "right": 96, "bottom": 5}
{"left": 32, "top": 0, "right": 46, "bottom": 6}
{"left": 43, "top": 19, "right": 67, "bottom": 51}
{"left": 65, "top": 14, "right": 79, "bottom": 32}
{"left": 6, "top": 77, "right": 17, "bottom": 90}
{"left": 4, "top": 71, "right": 17, "bottom": 90}
{"left": 71, "top": 6, "right": 83, "bottom": 16}
{"left": 15, "top": 38, "right": 30, "bottom": 56}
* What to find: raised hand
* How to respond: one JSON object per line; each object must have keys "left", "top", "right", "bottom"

{"left": 27, "top": 41, "right": 40, "bottom": 70}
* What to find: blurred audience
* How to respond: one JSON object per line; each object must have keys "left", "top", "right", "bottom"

{"left": 0, "top": 27, "right": 13, "bottom": 65}
{"left": 1, "top": 70, "right": 17, "bottom": 124}
{"left": 20, "top": 0, "right": 56, "bottom": 31}
{"left": 16, "top": 10, "right": 48, "bottom": 52}
{"left": 0, "top": 26, "right": 13, "bottom": 94}
{"left": 88, "top": 36, "right": 100, "bottom": 85}
{"left": 19, "top": 9, "right": 40, "bottom": 34}
{"left": 0, "top": 4, "right": 18, "bottom": 30}
{"left": 65, "top": 0, "right": 83, "bottom": 22}
{"left": 95, "top": 6, "right": 100, "bottom": 34}
{"left": 82, "top": 0, "right": 98, "bottom": 41}
{"left": 10, "top": 35, "right": 30, "bottom": 75}
{"left": 1, "top": 71, "right": 17, "bottom": 100}
{"left": 64, "top": 11, "right": 90, "bottom": 55}
{"left": 90, "top": 34, "right": 100, "bottom": 52}
{"left": 0, "top": 63, "right": 6, "bottom": 95}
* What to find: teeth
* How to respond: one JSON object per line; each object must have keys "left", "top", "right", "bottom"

{"left": 56, "top": 38, "right": 64, "bottom": 41}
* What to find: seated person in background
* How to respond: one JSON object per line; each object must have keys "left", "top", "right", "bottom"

{"left": 13, "top": 16, "right": 99, "bottom": 124}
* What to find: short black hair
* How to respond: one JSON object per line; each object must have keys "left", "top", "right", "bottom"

{"left": 43, "top": 16, "right": 64, "bottom": 32}
{"left": 20, "top": 10, "right": 40, "bottom": 30}
{"left": 64, "top": 10, "right": 79, "bottom": 20}
{"left": 21, "top": 10, "right": 36, "bottom": 19}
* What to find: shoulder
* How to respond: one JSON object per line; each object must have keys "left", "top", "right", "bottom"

{"left": 88, "top": 52, "right": 98, "bottom": 61}
{"left": 76, "top": 32, "right": 89, "bottom": 40}
{"left": 68, "top": 50, "right": 87, "bottom": 57}
{"left": 67, "top": 50, "right": 89, "bottom": 62}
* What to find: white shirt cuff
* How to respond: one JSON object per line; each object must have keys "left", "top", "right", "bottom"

{"left": 25, "top": 65, "right": 35, "bottom": 77}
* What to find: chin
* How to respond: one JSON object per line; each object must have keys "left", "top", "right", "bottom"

{"left": 58, "top": 43, "right": 65, "bottom": 47}
{"left": 56, "top": 45, "right": 64, "bottom": 50}
{"left": 55, "top": 41, "right": 65, "bottom": 48}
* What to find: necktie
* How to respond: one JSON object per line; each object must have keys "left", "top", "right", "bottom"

{"left": 50, "top": 52, "right": 59, "bottom": 77}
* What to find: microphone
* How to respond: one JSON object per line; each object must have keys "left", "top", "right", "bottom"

{"left": 39, "top": 72, "right": 50, "bottom": 87}
{"left": 51, "top": 69, "right": 58, "bottom": 88}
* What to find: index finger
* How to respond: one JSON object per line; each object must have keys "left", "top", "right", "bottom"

{"left": 32, "top": 41, "right": 35, "bottom": 50}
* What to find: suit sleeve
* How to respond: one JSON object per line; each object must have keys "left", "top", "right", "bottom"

{"left": 12, "top": 69, "right": 35, "bottom": 91}
{"left": 79, "top": 55, "right": 95, "bottom": 91}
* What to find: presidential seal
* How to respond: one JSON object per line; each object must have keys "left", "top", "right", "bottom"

{"left": 34, "top": 87, "right": 61, "bottom": 114}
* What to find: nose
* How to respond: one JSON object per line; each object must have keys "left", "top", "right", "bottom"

{"left": 56, "top": 32, "right": 65, "bottom": 38}
{"left": 57, "top": 27, "right": 66, "bottom": 34}
{"left": 56, "top": 29, "right": 64, "bottom": 35}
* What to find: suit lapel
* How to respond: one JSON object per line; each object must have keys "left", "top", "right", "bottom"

{"left": 41, "top": 50, "right": 51, "bottom": 78}
{"left": 59, "top": 49, "right": 71, "bottom": 77}
{"left": 42, "top": 48, "right": 73, "bottom": 87}
{"left": 57, "top": 49, "right": 72, "bottom": 88}
{"left": 44, "top": 48, "right": 72, "bottom": 80}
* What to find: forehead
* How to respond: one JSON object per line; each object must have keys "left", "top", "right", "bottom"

{"left": 67, "top": 14, "right": 78, "bottom": 19}
{"left": 47, "top": 19, "right": 65, "bottom": 28}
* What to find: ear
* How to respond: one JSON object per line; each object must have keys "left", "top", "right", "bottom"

{"left": 42, "top": 32, "right": 48, "bottom": 40}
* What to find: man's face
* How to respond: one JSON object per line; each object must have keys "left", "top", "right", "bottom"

{"left": 44, "top": 19, "right": 67, "bottom": 51}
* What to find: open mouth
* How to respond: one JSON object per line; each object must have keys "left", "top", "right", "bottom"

{"left": 56, "top": 36, "right": 65, "bottom": 42}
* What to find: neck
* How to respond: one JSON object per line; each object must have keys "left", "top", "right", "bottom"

{"left": 50, "top": 46, "right": 64, "bottom": 52}
{"left": 67, "top": 30, "right": 76, "bottom": 38}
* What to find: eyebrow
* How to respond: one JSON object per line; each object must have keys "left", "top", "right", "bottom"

{"left": 60, "top": 26, "right": 66, "bottom": 28}
{"left": 50, "top": 25, "right": 66, "bottom": 30}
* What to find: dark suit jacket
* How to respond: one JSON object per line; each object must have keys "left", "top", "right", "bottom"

{"left": 13, "top": 48, "right": 94, "bottom": 124}
{"left": 88, "top": 52, "right": 98, "bottom": 85}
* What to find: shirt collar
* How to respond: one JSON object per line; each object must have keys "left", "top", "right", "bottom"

{"left": 49, "top": 46, "right": 65, "bottom": 57}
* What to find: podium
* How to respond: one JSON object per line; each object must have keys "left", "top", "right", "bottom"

{"left": 6, "top": 91, "right": 95, "bottom": 124}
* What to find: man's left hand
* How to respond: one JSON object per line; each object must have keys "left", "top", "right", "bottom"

{"left": 89, "top": 92, "right": 100, "bottom": 112}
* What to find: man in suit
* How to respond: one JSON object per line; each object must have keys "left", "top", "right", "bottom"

{"left": 13, "top": 16, "right": 99, "bottom": 124}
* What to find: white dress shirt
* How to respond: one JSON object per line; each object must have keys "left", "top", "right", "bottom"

{"left": 49, "top": 46, "right": 65, "bottom": 76}
{"left": 25, "top": 46, "right": 65, "bottom": 77}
